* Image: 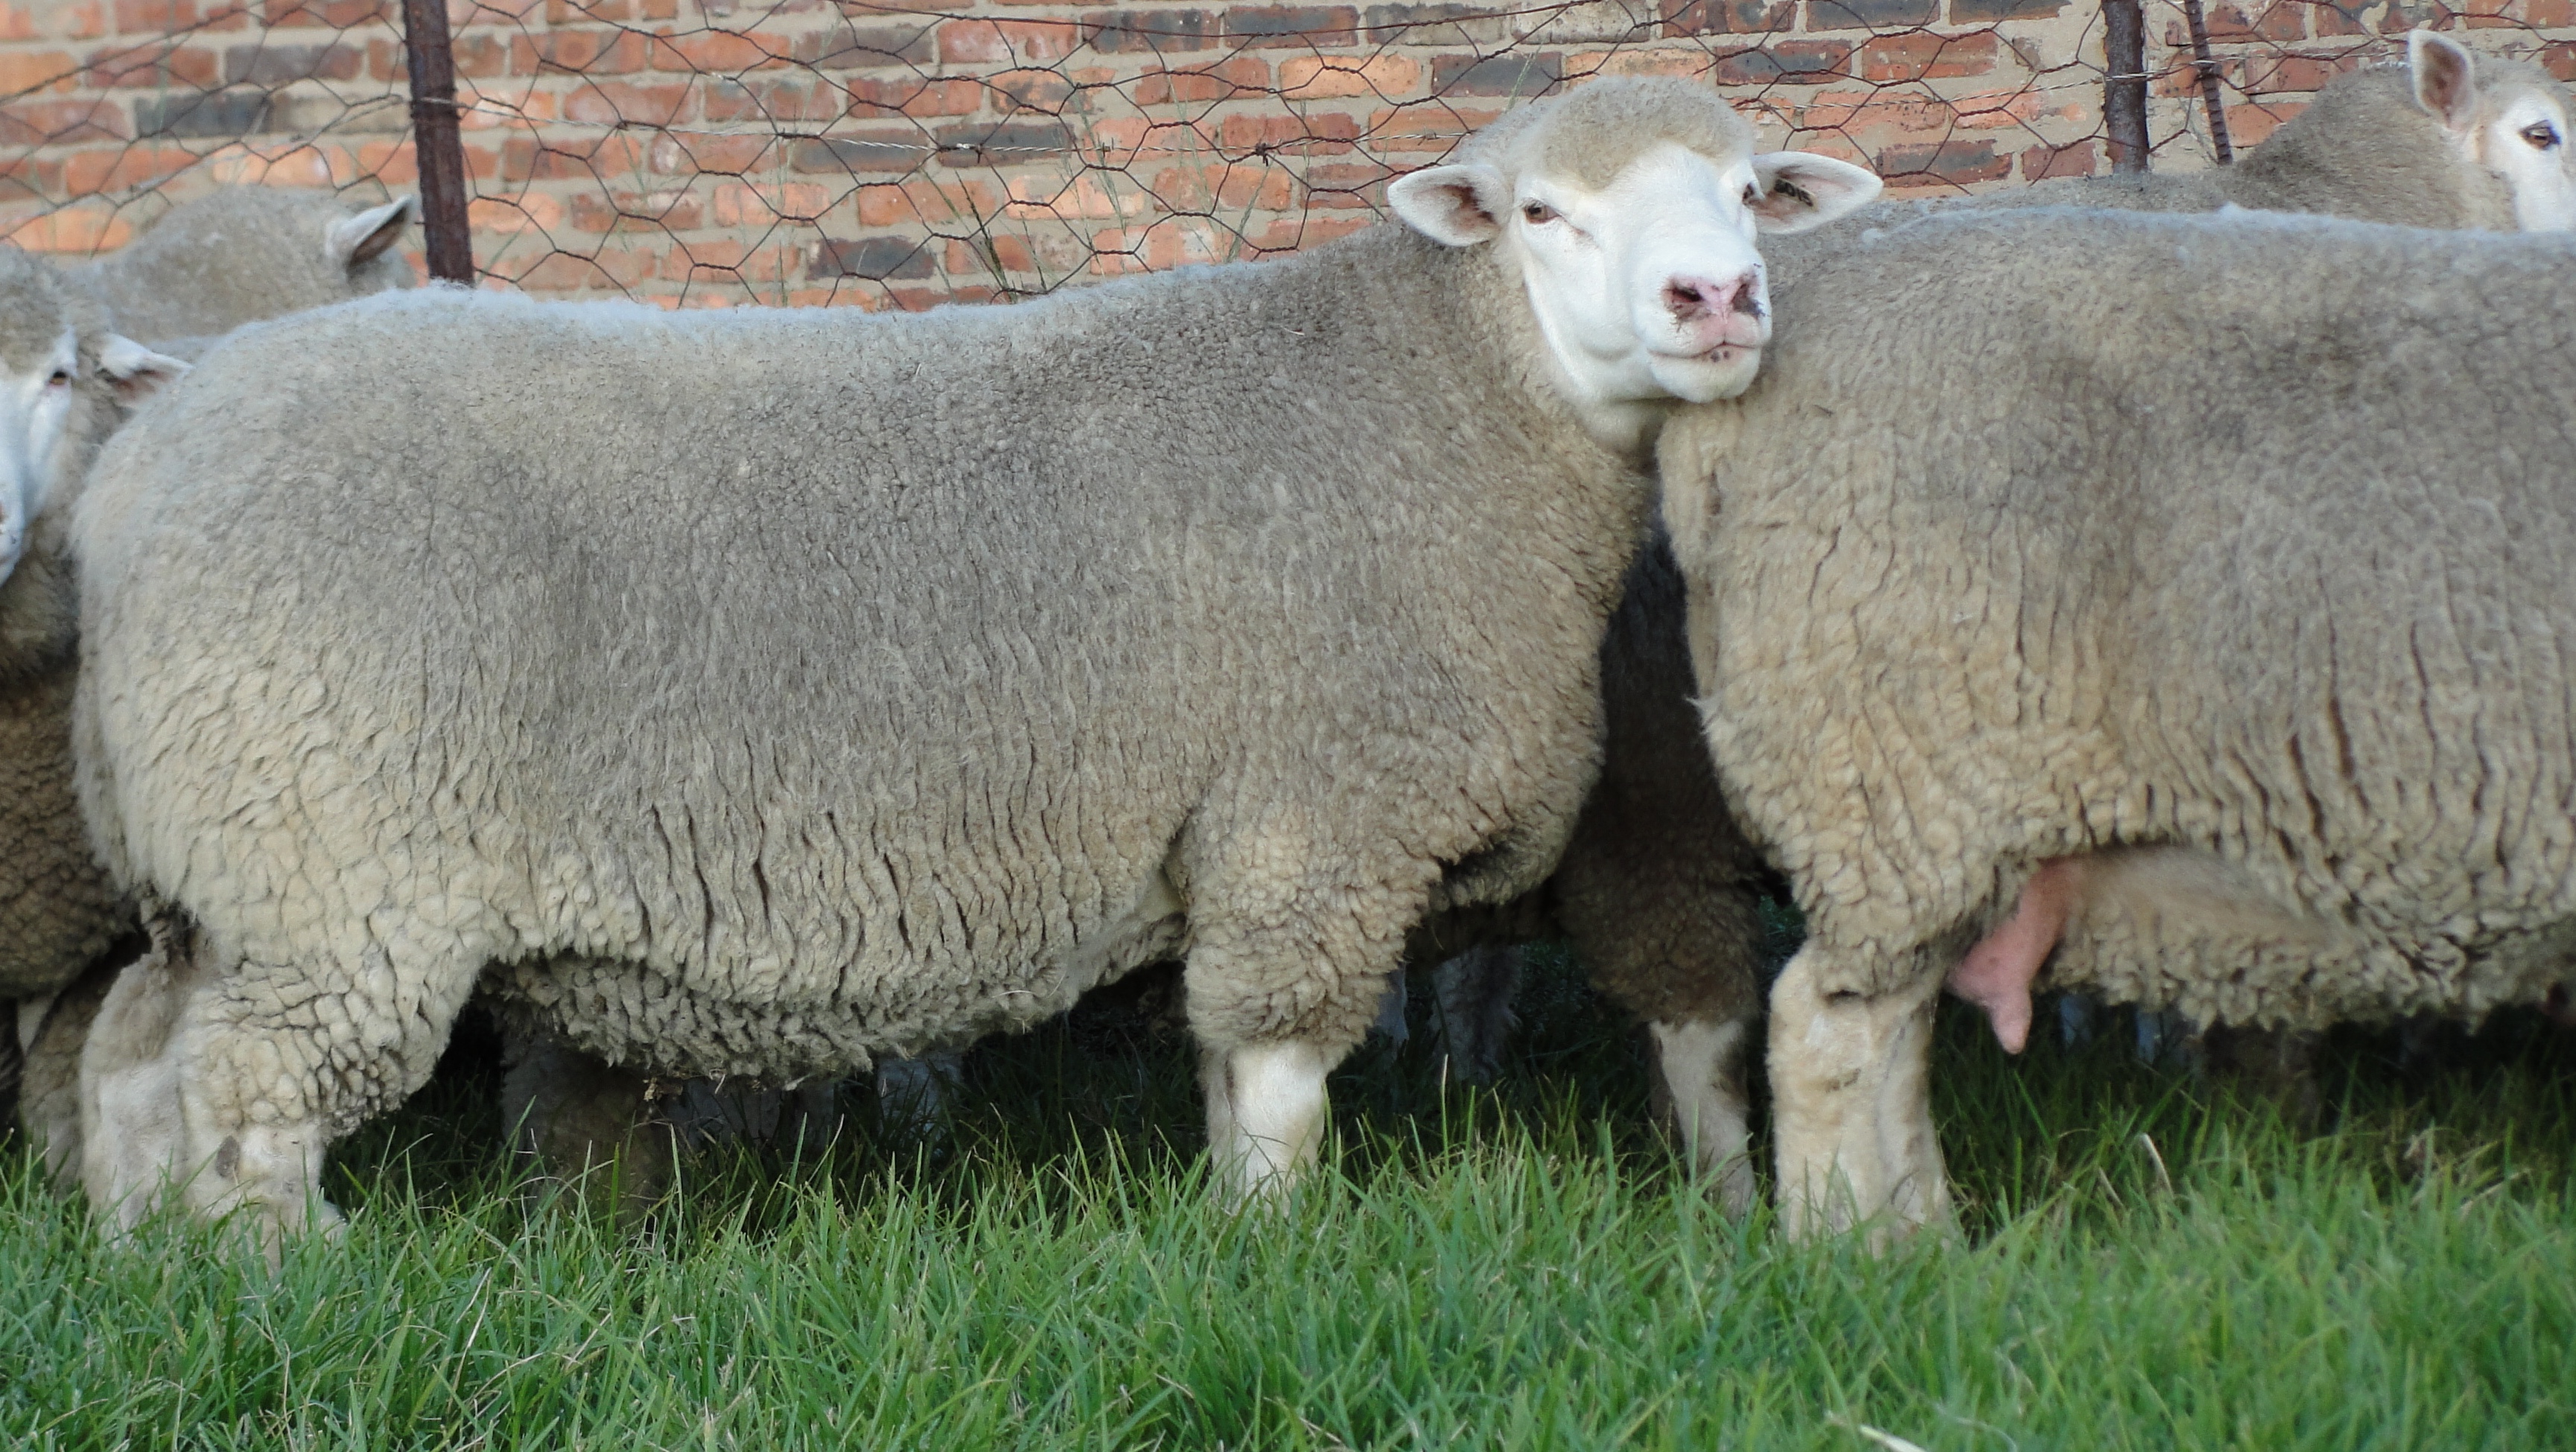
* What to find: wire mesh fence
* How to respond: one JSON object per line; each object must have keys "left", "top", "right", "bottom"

{"left": 5, "top": 1, "right": 2574, "bottom": 309}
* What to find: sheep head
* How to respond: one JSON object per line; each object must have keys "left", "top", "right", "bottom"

{"left": 1387, "top": 77, "right": 1878, "bottom": 442}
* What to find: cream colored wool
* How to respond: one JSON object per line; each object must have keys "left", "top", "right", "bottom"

{"left": 71, "top": 188, "right": 413, "bottom": 345}
{"left": 66, "top": 81, "right": 1807, "bottom": 1231}
{"left": 1659, "top": 207, "right": 2576, "bottom": 1228}
{"left": 4, "top": 193, "right": 412, "bottom": 1159}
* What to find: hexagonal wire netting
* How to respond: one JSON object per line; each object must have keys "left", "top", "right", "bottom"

{"left": 4, "top": 1, "right": 2571, "bottom": 308}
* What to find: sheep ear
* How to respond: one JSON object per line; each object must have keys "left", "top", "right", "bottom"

{"left": 1387, "top": 164, "right": 1512, "bottom": 246}
{"left": 2410, "top": 30, "right": 2479, "bottom": 130}
{"left": 1746, "top": 152, "right": 1883, "bottom": 234}
{"left": 97, "top": 334, "right": 189, "bottom": 405}
{"left": 326, "top": 196, "right": 416, "bottom": 271}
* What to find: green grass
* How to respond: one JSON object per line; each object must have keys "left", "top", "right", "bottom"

{"left": 4, "top": 952, "right": 2572, "bottom": 1450}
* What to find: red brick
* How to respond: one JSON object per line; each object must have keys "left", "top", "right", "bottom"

{"left": 1875, "top": 139, "right": 2009, "bottom": 188}
{"left": 564, "top": 80, "right": 693, "bottom": 129}
{"left": 1658, "top": 0, "right": 1793, "bottom": 36}
{"left": 0, "top": 98, "right": 128, "bottom": 146}
{"left": 653, "top": 29, "right": 787, "bottom": 74}
{"left": 1222, "top": 6, "right": 1358, "bottom": 47}
{"left": 1854, "top": 31, "right": 1998, "bottom": 83}
{"left": 845, "top": 76, "right": 985, "bottom": 119}
{"left": 936, "top": 18, "right": 1082, "bottom": 66}
{"left": 702, "top": 77, "right": 845, "bottom": 124}
{"left": 513, "top": 28, "right": 649, "bottom": 77}
{"left": 2017, "top": 139, "right": 2095, "bottom": 182}
{"left": 1709, "top": 41, "right": 1851, "bottom": 86}
{"left": 1218, "top": 109, "right": 1359, "bottom": 154}
{"left": 0, "top": 48, "right": 79, "bottom": 92}
{"left": 1131, "top": 57, "right": 1271, "bottom": 104}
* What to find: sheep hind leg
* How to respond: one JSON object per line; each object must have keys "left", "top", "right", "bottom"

{"left": 500, "top": 1029, "right": 676, "bottom": 1225}
{"left": 1647, "top": 1016, "right": 1757, "bottom": 1214}
{"left": 21, "top": 956, "right": 131, "bottom": 1188}
{"left": 77, "top": 917, "right": 208, "bottom": 1232}
{"left": 1766, "top": 945, "right": 1949, "bottom": 1245}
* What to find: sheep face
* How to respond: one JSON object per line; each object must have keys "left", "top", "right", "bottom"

{"left": 0, "top": 251, "right": 184, "bottom": 586}
{"left": 0, "top": 325, "right": 85, "bottom": 580}
{"left": 2412, "top": 30, "right": 2576, "bottom": 232}
{"left": 1388, "top": 79, "right": 1879, "bottom": 433}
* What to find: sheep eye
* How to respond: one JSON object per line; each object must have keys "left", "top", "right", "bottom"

{"left": 43, "top": 369, "right": 69, "bottom": 387}
{"left": 2524, "top": 121, "right": 2562, "bottom": 150}
{"left": 1519, "top": 201, "right": 1557, "bottom": 225}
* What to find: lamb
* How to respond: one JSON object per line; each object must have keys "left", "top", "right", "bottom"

{"left": 70, "top": 188, "right": 416, "bottom": 348}
{"left": 0, "top": 249, "right": 186, "bottom": 1150}
{"left": 1653, "top": 206, "right": 2576, "bottom": 1238}
{"left": 60, "top": 77, "right": 1879, "bottom": 1240}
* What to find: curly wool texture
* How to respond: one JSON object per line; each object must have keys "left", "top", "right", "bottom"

{"left": 71, "top": 87, "right": 1732, "bottom": 1132}
{"left": 1661, "top": 207, "right": 2576, "bottom": 1030}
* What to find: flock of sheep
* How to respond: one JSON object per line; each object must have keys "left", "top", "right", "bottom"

{"left": 0, "top": 29, "right": 2572, "bottom": 1251}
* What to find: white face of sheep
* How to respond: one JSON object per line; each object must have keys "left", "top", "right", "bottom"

{"left": 1388, "top": 139, "right": 1880, "bottom": 422}
{"left": 0, "top": 331, "right": 184, "bottom": 582}
{"left": 2411, "top": 29, "right": 2576, "bottom": 232}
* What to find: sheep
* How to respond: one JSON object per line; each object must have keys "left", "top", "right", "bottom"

{"left": 0, "top": 249, "right": 186, "bottom": 1151}
{"left": 70, "top": 188, "right": 416, "bottom": 346}
{"left": 1, "top": 189, "right": 418, "bottom": 1168}
{"left": 1653, "top": 205, "right": 2576, "bottom": 1239}
{"left": 1956, "top": 32, "right": 2572, "bottom": 232}
{"left": 59, "top": 77, "right": 1880, "bottom": 1240}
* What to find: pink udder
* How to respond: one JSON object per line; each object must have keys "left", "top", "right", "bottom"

{"left": 1946, "top": 858, "right": 2080, "bottom": 1054}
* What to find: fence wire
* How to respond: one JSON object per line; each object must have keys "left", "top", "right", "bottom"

{"left": 5, "top": 1, "right": 2573, "bottom": 308}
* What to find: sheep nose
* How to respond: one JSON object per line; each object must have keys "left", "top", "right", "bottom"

{"left": 1664, "top": 271, "right": 1762, "bottom": 322}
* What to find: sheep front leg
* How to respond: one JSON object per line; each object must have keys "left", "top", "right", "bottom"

{"left": 1199, "top": 1038, "right": 1334, "bottom": 1200}
{"left": 1647, "top": 1016, "right": 1758, "bottom": 1214}
{"left": 1766, "top": 946, "right": 1949, "bottom": 1243}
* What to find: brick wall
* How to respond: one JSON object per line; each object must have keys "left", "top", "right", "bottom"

{"left": 5, "top": 1, "right": 2572, "bottom": 308}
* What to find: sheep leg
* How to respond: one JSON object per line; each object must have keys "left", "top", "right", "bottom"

{"left": 499, "top": 1029, "right": 675, "bottom": 1223}
{"left": 1647, "top": 1016, "right": 1757, "bottom": 1214}
{"left": 19, "top": 963, "right": 123, "bottom": 1188}
{"left": 1198, "top": 1038, "right": 1334, "bottom": 1200}
{"left": 77, "top": 918, "right": 204, "bottom": 1232}
{"left": 1430, "top": 946, "right": 1520, "bottom": 1083}
{"left": 1767, "top": 946, "right": 1949, "bottom": 1243}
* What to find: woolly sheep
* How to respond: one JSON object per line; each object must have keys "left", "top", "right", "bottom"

{"left": 1956, "top": 33, "right": 2574, "bottom": 232}
{"left": 1655, "top": 206, "right": 2576, "bottom": 1238}
{"left": 62, "top": 79, "right": 1880, "bottom": 1240}
{"left": 4, "top": 190, "right": 416, "bottom": 1168}
{"left": 71, "top": 188, "right": 416, "bottom": 346}
{"left": 1385, "top": 31, "right": 2576, "bottom": 1159}
{"left": 0, "top": 250, "right": 185, "bottom": 1148}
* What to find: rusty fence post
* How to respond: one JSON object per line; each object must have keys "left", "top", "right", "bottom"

{"left": 2103, "top": 0, "right": 2150, "bottom": 173}
{"left": 404, "top": 0, "right": 474, "bottom": 284}
{"left": 2178, "top": 0, "right": 2235, "bottom": 164}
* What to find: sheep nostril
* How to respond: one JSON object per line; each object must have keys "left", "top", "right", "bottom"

{"left": 1664, "top": 281, "right": 1707, "bottom": 320}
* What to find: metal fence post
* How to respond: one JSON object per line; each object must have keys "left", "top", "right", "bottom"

{"left": 2103, "top": 0, "right": 2150, "bottom": 173}
{"left": 404, "top": 0, "right": 474, "bottom": 284}
{"left": 2179, "top": 0, "right": 2235, "bottom": 164}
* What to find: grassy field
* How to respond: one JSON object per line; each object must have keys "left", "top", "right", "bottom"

{"left": 4, "top": 952, "right": 2572, "bottom": 1450}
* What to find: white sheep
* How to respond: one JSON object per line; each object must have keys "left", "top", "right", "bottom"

{"left": 3, "top": 188, "right": 416, "bottom": 1171}
{"left": 1656, "top": 206, "right": 2576, "bottom": 1239}
{"left": 0, "top": 248, "right": 185, "bottom": 1159}
{"left": 71, "top": 188, "right": 416, "bottom": 347}
{"left": 1386, "top": 30, "right": 2576, "bottom": 1169}
{"left": 62, "top": 78, "right": 1880, "bottom": 1241}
